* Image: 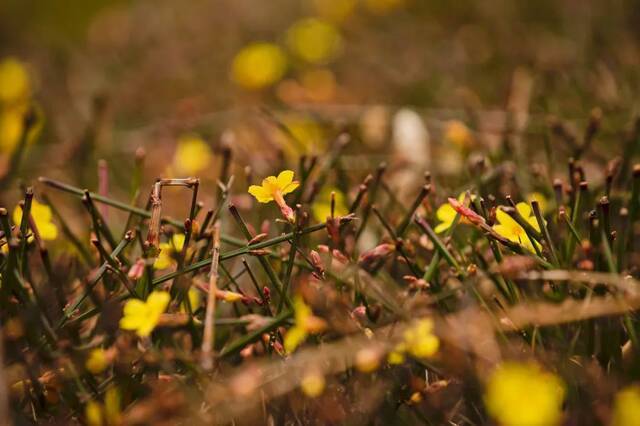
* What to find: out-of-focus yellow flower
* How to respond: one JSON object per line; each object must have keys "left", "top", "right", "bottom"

{"left": 312, "top": 186, "right": 348, "bottom": 222}
{"left": 484, "top": 362, "right": 565, "bottom": 426}
{"left": 612, "top": 385, "right": 640, "bottom": 426}
{"left": 283, "top": 296, "right": 327, "bottom": 353}
{"left": 85, "top": 386, "right": 121, "bottom": 426}
{"left": 434, "top": 192, "right": 470, "bottom": 234}
{"left": 248, "top": 170, "right": 299, "bottom": 222}
{"left": 12, "top": 198, "right": 58, "bottom": 241}
{"left": 103, "top": 386, "right": 121, "bottom": 425}
{"left": 444, "top": 120, "right": 473, "bottom": 149}
{"left": 119, "top": 291, "right": 170, "bottom": 337}
{"left": 86, "top": 348, "right": 109, "bottom": 375}
{"left": 154, "top": 234, "right": 185, "bottom": 270}
{"left": 364, "top": 0, "right": 406, "bottom": 15}
{"left": 231, "top": 42, "right": 287, "bottom": 90}
{"left": 172, "top": 134, "right": 212, "bottom": 175}
{"left": 85, "top": 400, "right": 103, "bottom": 426}
{"left": 0, "top": 58, "right": 30, "bottom": 105}
{"left": 286, "top": 18, "right": 343, "bottom": 65}
{"left": 527, "top": 192, "right": 549, "bottom": 215}
{"left": 387, "top": 318, "right": 439, "bottom": 364}
{"left": 403, "top": 318, "right": 439, "bottom": 358}
{"left": 0, "top": 103, "right": 43, "bottom": 153}
{"left": 312, "top": 0, "right": 357, "bottom": 23}
{"left": 180, "top": 287, "right": 201, "bottom": 313}
{"left": 493, "top": 202, "right": 540, "bottom": 253}
{"left": 300, "top": 371, "right": 325, "bottom": 397}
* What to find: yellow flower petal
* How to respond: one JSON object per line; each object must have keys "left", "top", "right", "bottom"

{"left": 276, "top": 170, "right": 294, "bottom": 187}
{"left": 0, "top": 58, "right": 30, "bottom": 105}
{"left": 612, "top": 385, "right": 640, "bottom": 426}
{"left": 248, "top": 185, "right": 274, "bottom": 203}
{"left": 515, "top": 202, "right": 532, "bottom": 220}
{"left": 284, "top": 326, "right": 308, "bottom": 353}
{"left": 484, "top": 362, "right": 565, "bottom": 426}
{"left": 433, "top": 222, "right": 451, "bottom": 234}
{"left": 281, "top": 181, "right": 300, "bottom": 195}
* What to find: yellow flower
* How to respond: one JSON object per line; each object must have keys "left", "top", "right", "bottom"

{"left": 12, "top": 198, "right": 58, "bottom": 241}
{"left": 444, "top": 120, "right": 473, "bottom": 149}
{"left": 301, "top": 371, "right": 326, "bottom": 397}
{"left": 85, "top": 348, "right": 108, "bottom": 375}
{"left": 103, "top": 386, "right": 121, "bottom": 425}
{"left": 285, "top": 18, "right": 343, "bottom": 65}
{"left": 493, "top": 202, "right": 540, "bottom": 253}
{"left": 283, "top": 296, "right": 327, "bottom": 353}
{"left": 119, "top": 291, "right": 170, "bottom": 337}
{"left": 484, "top": 362, "right": 565, "bottom": 426}
{"left": 231, "top": 42, "right": 287, "bottom": 90}
{"left": 248, "top": 170, "right": 299, "bottom": 222}
{"left": 435, "top": 192, "right": 469, "bottom": 234}
{"left": 154, "top": 234, "right": 185, "bottom": 270}
{"left": 403, "top": 318, "right": 439, "bottom": 358}
{"left": 85, "top": 400, "right": 103, "bottom": 426}
{"left": 387, "top": 318, "right": 439, "bottom": 364}
{"left": 180, "top": 287, "right": 201, "bottom": 313}
{"left": 612, "top": 385, "right": 640, "bottom": 426}
{"left": 312, "top": 186, "right": 348, "bottom": 222}
{"left": 0, "top": 58, "right": 30, "bottom": 105}
{"left": 172, "top": 134, "right": 212, "bottom": 175}
{"left": 85, "top": 386, "right": 121, "bottom": 426}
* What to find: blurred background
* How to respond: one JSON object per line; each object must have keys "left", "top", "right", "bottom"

{"left": 1, "top": 0, "right": 639, "bottom": 216}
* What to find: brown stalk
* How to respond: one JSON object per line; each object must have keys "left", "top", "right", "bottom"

{"left": 201, "top": 221, "right": 221, "bottom": 371}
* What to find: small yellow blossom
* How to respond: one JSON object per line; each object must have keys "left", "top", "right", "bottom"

{"left": 103, "top": 386, "right": 121, "bottom": 425}
{"left": 435, "top": 192, "right": 471, "bottom": 234}
{"left": 0, "top": 58, "right": 30, "bottom": 105}
{"left": 444, "top": 120, "right": 473, "bottom": 149}
{"left": 154, "top": 234, "right": 185, "bottom": 270}
{"left": 180, "top": 287, "right": 201, "bottom": 313}
{"left": 12, "top": 198, "right": 58, "bottom": 241}
{"left": 119, "top": 291, "right": 170, "bottom": 337}
{"left": 387, "top": 319, "right": 439, "bottom": 364}
{"left": 86, "top": 348, "right": 108, "bottom": 375}
{"left": 493, "top": 202, "right": 540, "bottom": 253}
{"left": 484, "top": 362, "right": 565, "bottom": 426}
{"left": 300, "top": 371, "right": 325, "bottom": 397}
{"left": 283, "top": 296, "right": 327, "bottom": 353}
{"left": 612, "top": 385, "right": 640, "bottom": 426}
{"left": 85, "top": 386, "right": 121, "bottom": 426}
{"left": 172, "top": 134, "right": 212, "bottom": 175}
{"left": 403, "top": 318, "right": 439, "bottom": 358}
{"left": 387, "top": 343, "right": 406, "bottom": 364}
{"left": 312, "top": 186, "right": 348, "bottom": 222}
{"left": 248, "top": 170, "right": 299, "bottom": 222}
{"left": 285, "top": 18, "right": 343, "bottom": 65}
{"left": 85, "top": 400, "right": 103, "bottom": 426}
{"left": 231, "top": 42, "right": 287, "bottom": 90}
